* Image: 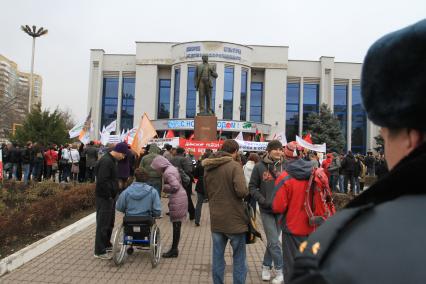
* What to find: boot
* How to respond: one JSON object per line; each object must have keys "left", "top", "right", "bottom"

{"left": 162, "top": 221, "right": 181, "bottom": 258}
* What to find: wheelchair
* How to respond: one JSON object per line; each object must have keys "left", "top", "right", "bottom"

{"left": 112, "top": 215, "right": 161, "bottom": 267}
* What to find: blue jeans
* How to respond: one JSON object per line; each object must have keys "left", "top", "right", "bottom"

{"left": 338, "top": 175, "right": 345, "bottom": 193}
{"left": 195, "top": 192, "right": 204, "bottom": 224}
{"left": 260, "top": 212, "right": 283, "bottom": 270}
{"left": 212, "top": 232, "right": 247, "bottom": 284}
{"left": 354, "top": 177, "right": 360, "bottom": 195}
{"left": 330, "top": 175, "right": 339, "bottom": 192}
{"left": 22, "top": 164, "right": 30, "bottom": 184}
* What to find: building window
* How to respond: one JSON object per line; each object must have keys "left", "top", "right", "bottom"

{"left": 173, "top": 68, "right": 180, "bottom": 118}
{"left": 250, "top": 82, "right": 263, "bottom": 122}
{"left": 240, "top": 69, "right": 248, "bottom": 121}
{"left": 286, "top": 82, "right": 300, "bottom": 140}
{"left": 186, "top": 66, "right": 196, "bottom": 118}
{"left": 334, "top": 84, "right": 348, "bottom": 148}
{"left": 101, "top": 77, "right": 118, "bottom": 129}
{"left": 121, "top": 77, "right": 135, "bottom": 130}
{"left": 158, "top": 79, "right": 171, "bottom": 119}
{"left": 302, "top": 83, "right": 319, "bottom": 132}
{"left": 223, "top": 66, "right": 234, "bottom": 120}
{"left": 351, "top": 84, "right": 367, "bottom": 154}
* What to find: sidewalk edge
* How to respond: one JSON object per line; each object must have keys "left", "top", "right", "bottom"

{"left": 0, "top": 212, "right": 96, "bottom": 277}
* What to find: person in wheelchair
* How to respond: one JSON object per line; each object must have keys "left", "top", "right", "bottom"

{"left": 116, "top": 167, "right": 162, "bottom": 218}
{"left": 113, "top": 168, "right": 162, "bottom": 266}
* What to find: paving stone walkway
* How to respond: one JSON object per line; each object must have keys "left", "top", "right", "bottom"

{"left": 1, "top": 197, "right": 271, "bottom": 283}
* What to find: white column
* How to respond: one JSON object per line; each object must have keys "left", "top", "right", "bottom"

{"left": 347, "top": 80, "right": 353, "bottom": 151}
{"left": 215, "top": 63, "right": 225, "bottom": 119}
{"left": 264, "top": 68, "right": 287, "bottom": 136}
{"left": 298, "top": 77, "right": 304, "bottom": 136}
{"left": 169, "top": 67, "right": 176, "bottom": 119}
{"left": 233, "top": 65, "right": 242, "bottom": 121}
{"left": 134, "top": 65, "right": 158, "bottom": 124}
{"left": 87, "top": 50, "right": 104, "bottom": 139}
{"left": 246, "top": 68, "right": 252, "bottom": 121}
{"left": 179, "top": 64, "right": 188, "bottom": 118}
{"left": 116, "top": 71, "right": 123, "bottom": 133}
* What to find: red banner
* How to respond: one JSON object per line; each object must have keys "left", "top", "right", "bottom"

{"left": 179, "top": 139, "right": 223, "bottom": 156}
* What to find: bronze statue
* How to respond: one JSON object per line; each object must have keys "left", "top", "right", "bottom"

{"left": 194, "top": 55, "right": 218, "bottom": 115}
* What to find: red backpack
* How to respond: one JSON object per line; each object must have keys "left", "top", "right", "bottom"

{"left": 304, "top": 167, "right": 336, "bottom": 227}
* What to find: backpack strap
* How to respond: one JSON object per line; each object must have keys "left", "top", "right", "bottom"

{"left": 291, "top": 204, "right": 374, "bottom": 283}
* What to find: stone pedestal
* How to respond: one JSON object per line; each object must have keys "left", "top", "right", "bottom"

{"left": 194, "top": 115, "right": 217, "bottom": 141}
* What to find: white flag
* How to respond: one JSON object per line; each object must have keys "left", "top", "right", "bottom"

{"left": 296, "top": 135, "right": 326, "bottom": 153}
{"left": 68, "top": 121, "right": 84, "bottom": 138}
{"left": 235, "top": 131, "right": 244, "bottom": 141}
{"left": 105, "top": 120, "right": 117, "bottom": 133}
{"left": 272, "top": 131, "right": 287, "bottom": 146}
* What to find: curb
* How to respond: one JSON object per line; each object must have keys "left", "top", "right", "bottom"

{"left": 0, "top": 212, "right": 96, "bottom": 277}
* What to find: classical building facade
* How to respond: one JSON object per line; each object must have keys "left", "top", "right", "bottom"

{"left": 0, "top": 54, "right": 42, "bottom": 141}
{"left": 87, "top": 41, "right": 378, "bottom": 153}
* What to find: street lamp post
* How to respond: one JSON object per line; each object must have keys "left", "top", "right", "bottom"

{"left": 20, "top": 25, "right": 48, "bottom": 113}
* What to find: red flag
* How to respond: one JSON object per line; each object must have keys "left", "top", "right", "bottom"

{"left": 166, "top": 130, "right": 175, "bottom": 138}
{"left": 189, "top": 133, "right": 194, "bottom": 140}
{"left": 303, "top": 133, "right": 313, "bottom": 144}
{"left": 253, "top": 128, "right": 259, "bottom": 141}
{"left": 260, "top": 131, "right": 265, "bottom": 142}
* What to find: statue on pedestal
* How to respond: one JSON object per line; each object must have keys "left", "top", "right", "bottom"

{"left": 194, "top": 55, "right": 218, "bottom": 115}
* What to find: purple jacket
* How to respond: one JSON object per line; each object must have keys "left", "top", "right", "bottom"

{"left": 151, "top": 156, "right": 188, "bottom": 222}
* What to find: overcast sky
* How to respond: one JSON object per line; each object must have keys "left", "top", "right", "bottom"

{"left": 1, "top": 0, "right": 424, "bottom": 122}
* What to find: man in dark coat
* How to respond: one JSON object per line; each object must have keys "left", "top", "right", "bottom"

{"left": 94, "top": 142, "right": 128, "bottom": 259}
{"left": 203, "top": 139, "right": 249, "bottom": 284}
{"left": 290, "top": 19, "right": 426, "bottom": 284}
{"left": 171, "top": 147, "right": 195, "bottom": 220}
{"left": 340, "top": 151, "right": 355, "bottom": 193}
{"left": 85, "top": 141, "right": 98, "bottom": 183}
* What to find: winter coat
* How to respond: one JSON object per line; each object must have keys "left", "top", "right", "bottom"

{"left": 290, "top": 142, "right": 426, "bottom": 284}
{"left": 8, "top": 147, "right": 20, "bottom": 163}
{"left": 21, "top": 147, "right": 34, "bottom": 164}
{"left": 328, "top": 154, "right": 341, "bottom": 176}
{"left": 140, "top": 144, "right": 162, "bottom": 179}
{"left": 193, "top": 160, "right": 206, "bottom": 195}
{"left": 85, "top": 145, "right": 98, "bottom": 168}
{"left": 95, "top": 152, "right": 119, "bottom": 199}
{"left": 151, "top": 155, "right": 188, "bottom": 222}
{"left": 272, "top": 158, "right": 314, "bottom": 236}
{"left": 341, "top": 153, "right": 356, "bottom": 174}
{"left": 202, "top": 151, "right": 249, "bottom": 234}
{"left": 116, "top": 181, "right": 161, "bottom": 217}
{"left": 321, "top": 156, "right": 333, "bottom": 178}
{"left": 365, "top": 155, "right": 375, "bottom": 169}
{"left": 249, "top": 155, "right": 284, "bottom": 214}
{"left": 171, "top": 154, "right": 193, "bottom": 176}
{"left": 243, "top": 161, "right": 255, "bottom": 187}
{"left": 69, "top": 149, "right": 80, "bottom": 164}
{"left": 44, "top": 150, "right": 58, "bottom": 166}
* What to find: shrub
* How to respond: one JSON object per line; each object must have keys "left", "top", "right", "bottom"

{"left": 0, "top": 183, "right": 96, "bottom": 248}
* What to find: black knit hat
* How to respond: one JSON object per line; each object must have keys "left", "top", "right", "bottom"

{"left": 361, "top": 19, "right": 426, "bottom": 131}
{"left": 266, "top": 140, "right": 283, "bottom": 152}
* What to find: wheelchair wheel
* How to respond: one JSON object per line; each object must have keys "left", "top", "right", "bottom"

{"left": 112, "top": 224, "right": 127, "bottom": 265}
{"left": 150, "top": 224, "right": 161, "bottom": 268}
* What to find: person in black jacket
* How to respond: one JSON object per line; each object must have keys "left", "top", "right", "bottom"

{"left": 94, "top": 142, "right": 128, "bottom": 259}
{"left": 171, "top": 147, "right": 195, "bottom": 220}
{"left": 193, "top": 152, "right": 210, "bottom": 226}
{"left": 290, "top": 19, "right": 426, "bottom": 284}
{"left": 341, "top": 151, "right": 355, "bottom": 193}
{"left": 21, "top": 141, "right": 34, "bottom": 184}
{"left": 249, "top": 140, "right": 285, "bottom": 283}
